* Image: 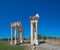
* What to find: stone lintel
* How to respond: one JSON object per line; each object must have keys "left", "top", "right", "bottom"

{"left": 30, "top": 16, "right": 39, "bottom": 20}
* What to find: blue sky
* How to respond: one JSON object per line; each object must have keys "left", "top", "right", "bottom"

{"left": 0, "top": 0, "right": 60, "bottom": 38}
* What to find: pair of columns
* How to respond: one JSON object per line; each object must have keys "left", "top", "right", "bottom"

{"left": 10, "top": 25, "right": 23, "bottom": 45}
{"left": 31, "top": 21, "right": 38, "bottom": 45}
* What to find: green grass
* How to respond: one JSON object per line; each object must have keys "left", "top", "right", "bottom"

{"left": 0, "top": 41, "right": 25, "bottom": 50}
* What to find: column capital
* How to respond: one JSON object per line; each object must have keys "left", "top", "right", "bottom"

{"left": 30, "top": 20, "right": 38, "bottom": 23}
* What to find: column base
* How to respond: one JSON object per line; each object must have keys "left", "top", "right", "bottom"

{"left": 20, "top": 41, "right": 23, "bottom": 43}
{"left": 35, "top": 40, "right": 38, "bottom": 45}
{"left": 30, "top": 40, "right": 38, "bottom": 45}
{"left": 10, "top": 41, "right": 13, "bottom": 45}
{"left": 14, "top": 41, "right": 17, "bottom": 45}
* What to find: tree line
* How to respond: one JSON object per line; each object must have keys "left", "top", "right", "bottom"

{"left": 0, "top": 34, "right": 60, "bottom": 41}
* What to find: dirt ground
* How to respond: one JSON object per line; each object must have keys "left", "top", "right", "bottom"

{"left": 23, "top": 39, "right": 60, "bottom": 50}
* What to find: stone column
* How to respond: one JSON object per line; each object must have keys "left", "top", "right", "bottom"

{"left": 31, "top": 22, "right": 33, "bottom": 44}
{"left": 20, "top": 32, "right": 23, "bottom": 43}
{"left": 11, "top": 24, "right": 13, "bottom": 45}
{"left": 18, "top": 33, "right": 20, "bottom": 44}
{"left": 14, "top": 25, "right": 17, "bottom": 44}
{"left": 35, "top": 22, "right": 38, "bottom": 44}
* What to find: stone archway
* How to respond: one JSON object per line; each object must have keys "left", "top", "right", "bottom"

{"left": 10, "top": 21, "right": 23, "bottom": 45}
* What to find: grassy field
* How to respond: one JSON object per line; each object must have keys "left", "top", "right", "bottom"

{"left": 0, "top": 41, "right": 25, "bottom": 50}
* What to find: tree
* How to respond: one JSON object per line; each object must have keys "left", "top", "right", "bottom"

{"left": 43, "top": 35, "right": 47, "bottom": 40}
{"left": 37, "top": 34, "right": 42, "bottom": 39}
